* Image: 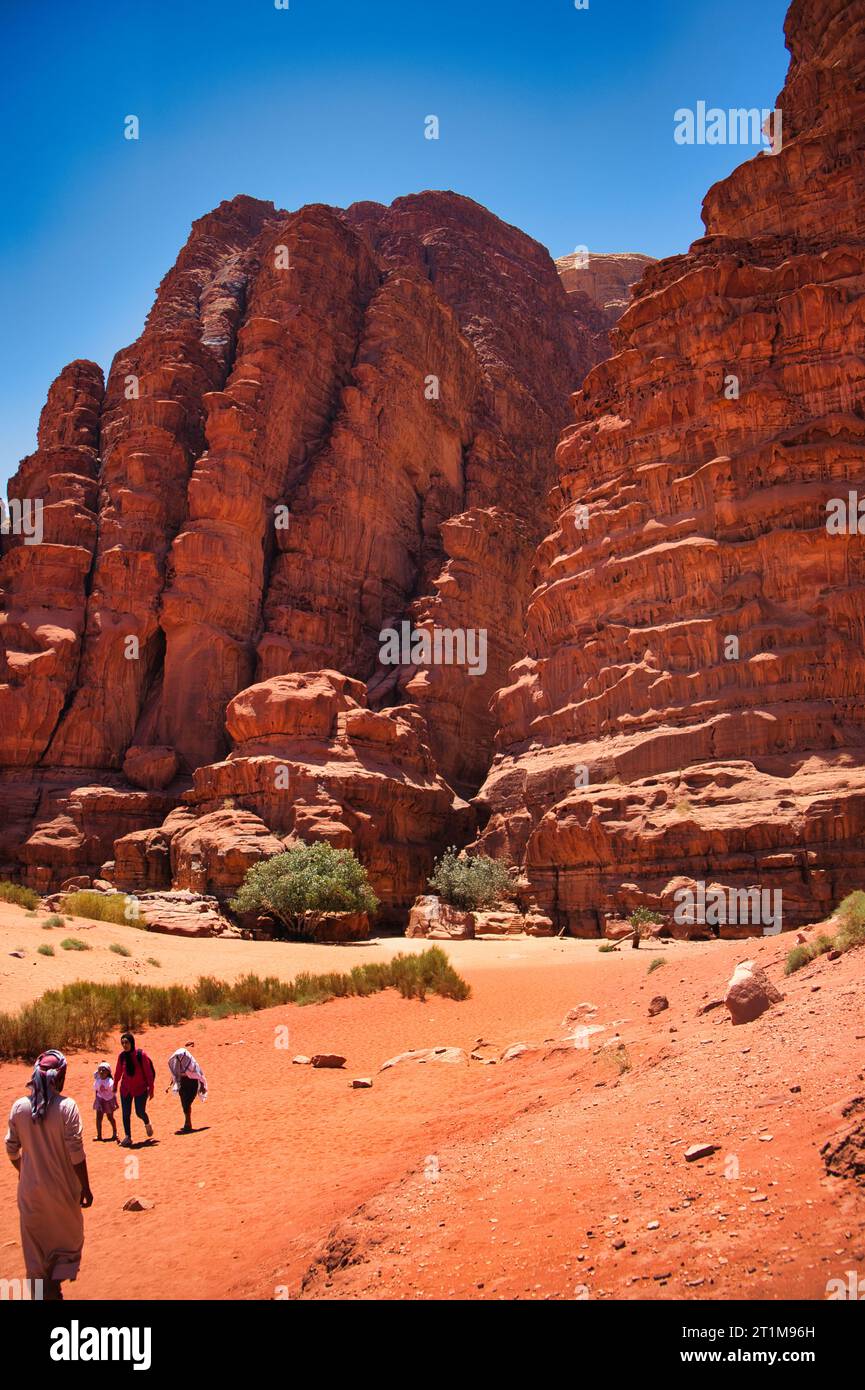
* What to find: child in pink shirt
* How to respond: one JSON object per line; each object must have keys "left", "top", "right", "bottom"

{"left": 92, "top": 1062, "right": 118, "bottom": 1142}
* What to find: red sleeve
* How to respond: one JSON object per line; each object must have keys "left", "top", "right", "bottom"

{"left": 143, "top": 1052, "right": 155, "bottom": 1090}
{"left": 113, "top": 1055, "right": 123, "bottom": 1091}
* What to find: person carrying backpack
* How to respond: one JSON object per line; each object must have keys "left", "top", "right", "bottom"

{"left": 113, "top": 1032, "right": 156, "bottom": 1147}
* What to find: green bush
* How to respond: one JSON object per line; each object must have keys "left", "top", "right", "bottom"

{"left": 110, "top": 943, "right": 131, "bottom": 957}
{"left": 784, "top": 945, "right": 810, "bottom": 975}
{"left": 61, "top": 891, "right": 138, "bottom": 925}
{"left": 784, "top": 933, "right": 833, "bottom": 975}
{"left": 629, "top": 907, "right": 664, "bottom": 928}
{"left": 42, "top": 915, "right": 64, "bottom": 929}
{"left": 0, "top": 880, "right": 39, "bottom": 910}
{"left": 647, "top": 957, "right": 666, "bottom": 974}
{"left": 37, "top": 944, "right": 55, "bottom": 957}
{"left": 598, "top": 942, "right": 617, "bottom": 953}
{"left": 146, "top": 957, "right": 161, "bottom": 968}
{"left": 229, "top": 842, "right": 379, "bottom": 934}
{"left": 0, "top": 948, "right": 469, "bottom": 1057}
{"left": 836, "top": 891, "right": 865, "bottom": 951}
{"left": 60, "top": 938, "right": 91, "bottom": 952}
{"left": 428, "top": 848, "right": 512, "bottom": 911}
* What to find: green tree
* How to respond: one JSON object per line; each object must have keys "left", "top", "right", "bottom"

{"left": 429, "top": 848, "right": 512, "bottom": 911}
{"left": 229, "top": 842, "right": 379, "bottom": 935}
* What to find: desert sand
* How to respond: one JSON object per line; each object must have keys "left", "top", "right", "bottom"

{"left": 1, "top": 902, "right": 863, "bottom": 1300}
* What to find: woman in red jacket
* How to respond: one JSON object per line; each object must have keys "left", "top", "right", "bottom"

{"left": 113, "top": 1033, "right": 156, "bottom": 1147}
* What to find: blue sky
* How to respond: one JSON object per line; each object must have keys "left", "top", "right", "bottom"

{"left": 1, "top": 0, "right": 790, "bottom": 485}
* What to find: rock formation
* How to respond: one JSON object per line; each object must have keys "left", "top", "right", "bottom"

{"left": 555, "top": 251, "right": 655, "bottom": 360}
{"left": 476, "top": 0, "right": 865, "bottom": 933}
{"left": 1, "top": 191, "right": 607, "bottom": 911}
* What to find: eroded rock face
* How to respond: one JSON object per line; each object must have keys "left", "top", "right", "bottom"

{"left": 115, "top": 672, "right": 469, "bottom": 925}
{"left": 1, "top": 190, "right": 598, "bottom": 898}
{"left": 476, "top": 0, "right": 865, "bottom": 934}
{"left": 555, "top": 251, "right": 656, "bottom": 361}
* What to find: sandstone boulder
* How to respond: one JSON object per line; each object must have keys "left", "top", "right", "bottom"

{"left": 406, "top": 895, "right": 474, "bottom": 940}
{"left": 724, "top": 960, "right": 784, "bottom": 1026}
{"left": 134, "top": 891, "right": 239, "bottom": 938}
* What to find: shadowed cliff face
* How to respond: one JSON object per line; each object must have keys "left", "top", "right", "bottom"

{"left": 475, "top": 0, "right": 865, "bottom": 934}
{"left": 0, "top": 189, "right": 605, "bottom": 912}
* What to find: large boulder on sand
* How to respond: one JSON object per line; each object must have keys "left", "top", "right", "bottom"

{"left": 406, "top": 893, "right": 552, "bottom": 938}
{"left": 407, "top": 894, "right": 474, "bottom": 939}
{"left": 304, "top": 911, "right": 370, "bottom": 943}
{"left": 724, "top": 959, "right": 783, "bottom": 1025}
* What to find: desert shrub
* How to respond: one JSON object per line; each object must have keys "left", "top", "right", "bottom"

{"left": 784, "top": 933, "right": 833, "bottom": 976}
{"left": 37, "top": 944, "right": 55, "bottom": 957}
{"left": 25, "top": 911, "right": 38, "bottom": 919}
{"left": 61, "top": 890, "right": 137, "bottom": 925}
{"left": 60, "top": 938, "right": 91, "bottom": 952}
{"left": 0, "top": 948, "right": 469, "bottom": 1057}
{"left": 609, "top": 1043, "right": 631, "bottom": 1074}
{"left": 43, "top": 914, "right": 64, "bottom": 929}
{"left": 428, "top": 848, "right": 512, "bottom": 911}
{"left": 598, "top": 942, "right": 617, "bottom": 953}
{"left": 109, "top": 943, "right": 131, "bottom": 957}
{"left": 836, "top": 891, "right": 865, "bottom": 951}
{"left": 647, "top": 957, "right": 666, "bottom": 974}
{"left": 784, "top": 945, "right": 810, "bottom": 976}
{"left": 0, "top": 880, "right": 39, "bottom": 910}
{"left": 146, "top": 958, "right": 161, "bottom": 968}
{"left": 229, "top": 842, "right": 379, "bottom": 934}
{"left": 629, "top": 907, "right": 663, "bottom": 928}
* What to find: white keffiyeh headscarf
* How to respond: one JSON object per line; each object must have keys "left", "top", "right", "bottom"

{"left": 168, "top": 1048, "right": 207, "bottom": 1100}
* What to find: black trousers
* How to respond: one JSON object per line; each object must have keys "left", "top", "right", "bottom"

{"left": 178, "top": 1077, "right": 199, "bottom": 1109}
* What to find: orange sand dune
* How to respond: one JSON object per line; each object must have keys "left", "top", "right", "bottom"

{"left": 1, "top": 901, "right": 863, "bottom": 1301}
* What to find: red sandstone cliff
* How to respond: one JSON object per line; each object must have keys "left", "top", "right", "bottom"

{"left": 476, "top": 0, "right": 865, "bottom": 933}
{"left": 555, "top": 251, "right": 656, "bottom": 361}
{"left": 0, "top": 190, "right": 605, "bottom": 915}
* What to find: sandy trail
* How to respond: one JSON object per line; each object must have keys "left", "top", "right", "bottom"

{"left": 1, "top": 901, "right": 862, "bottom": 1300}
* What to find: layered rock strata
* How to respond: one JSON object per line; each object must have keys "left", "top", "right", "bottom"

{"left": 1, "top": 191, "right": 599, "bottom": 906}
{"left": 476, "top": 0, "right": 865, "bottom": 933}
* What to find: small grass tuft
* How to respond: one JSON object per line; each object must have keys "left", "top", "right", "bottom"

{"left": 647, "top": 956, "right": 666, "bottom": 974}
{"left": 43, "top": 914, "right": 64, "bottom": 929}
{"left": 37, "top": 944, "right": 55, "bottom": 957}
{"left": 109, "top": 943, "right": 132, "bottom": 957}
{"left": 785, "top": 932, "right": 833, "bottom": 975}
{"left": 598, "top": 942, "right": 617, "bottom": 953}
{"left": 609, "top": 1043, "right": 631, "bottom": 1074}
{"left": 60, "top": 937, "right": 91, "bottom": 952}
{"left": 146, "top": 957, "right": 161, "bottom": 968}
